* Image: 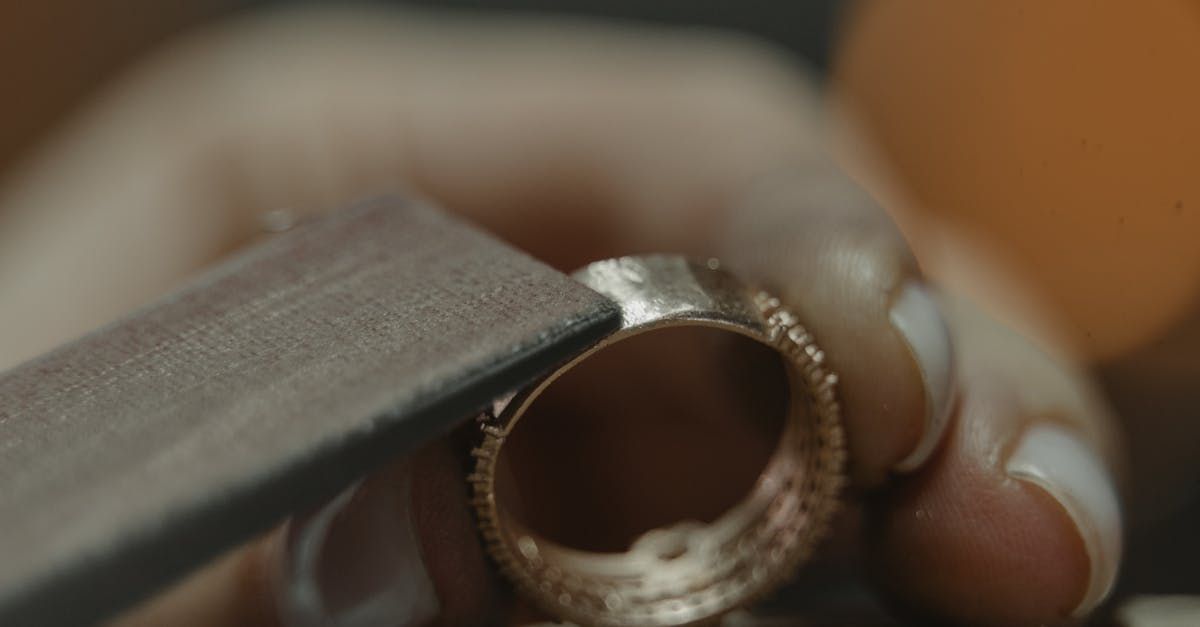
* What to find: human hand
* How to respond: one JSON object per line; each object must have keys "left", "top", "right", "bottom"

{"left": 0, "top": 6, "right": 1135, "bottom": 625}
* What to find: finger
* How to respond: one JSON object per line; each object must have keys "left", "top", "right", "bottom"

{"left": 108, "top": 442, "right": 499, "bottom": 627}
{"left": 866, "top": 292, "right": 1125, "bottom": 625}
{"left": 715, "top": 169, "right": 954, "bottom": 485}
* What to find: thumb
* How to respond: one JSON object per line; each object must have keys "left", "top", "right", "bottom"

{"left": 109, "top": 443, "right": 500, "bottom": 627}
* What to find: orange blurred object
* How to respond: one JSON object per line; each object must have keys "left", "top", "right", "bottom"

{"left": 833, "top": 0, "right": 1200, "bottom": 361}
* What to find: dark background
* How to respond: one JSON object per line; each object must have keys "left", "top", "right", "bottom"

{"left": 389, "top": 0, "right": 844, "bottom": 69}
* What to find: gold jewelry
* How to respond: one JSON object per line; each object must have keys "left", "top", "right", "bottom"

{"left": 469, "top": 255, "right": 846, "bottom": 626}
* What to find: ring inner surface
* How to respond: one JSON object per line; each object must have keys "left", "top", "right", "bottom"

{"left": 490, "top": 325, "right": 826, "bottom": 616}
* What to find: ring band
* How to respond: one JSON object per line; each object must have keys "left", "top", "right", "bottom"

{"left": 469, "top": 255, "right": 847, "bottom": 626}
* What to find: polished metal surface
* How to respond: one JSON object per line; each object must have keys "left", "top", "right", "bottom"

{"left": 470, "top": 255, "right": 847, "bottom": 626}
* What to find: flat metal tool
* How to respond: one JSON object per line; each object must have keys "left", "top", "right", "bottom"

{"left": 0, "top": 196, "right": 619, "bottom": 626}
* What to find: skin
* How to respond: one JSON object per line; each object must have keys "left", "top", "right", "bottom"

{"left": 2, "top": 5, "right": 1186, "bottom": 626}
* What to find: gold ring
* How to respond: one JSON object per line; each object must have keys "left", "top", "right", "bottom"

{"left": 469, "top": 255, "right": 846, "bottom": 626}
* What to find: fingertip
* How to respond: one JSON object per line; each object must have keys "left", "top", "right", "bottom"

{"left": 867, "top": 432, "right": 1093, "bottom": 626}
{"left": 274, "top": 472, "right": 441, "bottom": 627}
{"left": 273, "top": 443, "right": 501, "bottom": 627}
{"left": 719, "top": 173, "right": 942, "bottom": 486}
{"left": 867, "top": 378, "right": 1122, "bottom": 626}
{"left": 1006, "top": 423, "right": 1122, "bottom": 617}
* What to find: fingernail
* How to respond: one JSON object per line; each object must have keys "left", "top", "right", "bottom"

{"left": 274, "top": 469, "right": 440, "bottom": 627}
{"left": 1006, "top": 424, "right": 1122, "bottom": 617}
{"left": 889, "top": 282, "right": 956, "bottom": 472}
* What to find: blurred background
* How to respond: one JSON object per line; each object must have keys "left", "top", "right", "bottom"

{"left": 3, "top": 0, "right": 1198, "bottom": 624}
{"left": 5, "top": 0, "right": 840, "bottom": 180}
